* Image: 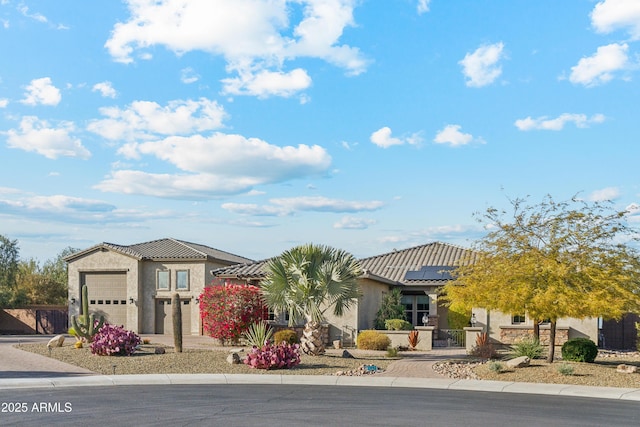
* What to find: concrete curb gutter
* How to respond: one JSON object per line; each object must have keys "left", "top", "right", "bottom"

{"left": 1, "top": 374, "right": 640, "bottom": 401}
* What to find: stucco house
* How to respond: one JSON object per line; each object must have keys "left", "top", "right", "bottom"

{"left": 212, "top": 241, "right": 599, "bottom": 347}
{"left": 65, "top": 238, "right": 252, "bottom": 335}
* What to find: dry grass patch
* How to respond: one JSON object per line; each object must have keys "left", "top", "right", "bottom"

{"left": 17, "top": 343, "right": 394, "bottom": 376}
{"left": 474, "top": 357, "right": 640, "bottom": 388}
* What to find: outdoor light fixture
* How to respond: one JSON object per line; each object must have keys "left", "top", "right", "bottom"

{"left": 70, "top": 298, "right": 76, "bottom": 305}
{"left": 129, "top": 297, "right": 134, "bottom": 305}
{"left": 421, "top": 314, "right": 429, "bottom": 326}
{"left": 471, "top": 313, "right": 477, "bottom": 327}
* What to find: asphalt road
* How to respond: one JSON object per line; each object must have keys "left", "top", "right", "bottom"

{"left": 1, "top": 384, "right": 639, "bottom": 426}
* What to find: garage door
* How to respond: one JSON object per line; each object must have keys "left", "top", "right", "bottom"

{"left": 81, "top": 272, "right": 127, "bottom": 327}
{"left": 155, "top": 299, "right": 192, "bottom": 335}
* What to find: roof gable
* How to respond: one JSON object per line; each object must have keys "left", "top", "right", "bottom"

{"left": 65, "top": 238, "right": 253, "bottom": 264}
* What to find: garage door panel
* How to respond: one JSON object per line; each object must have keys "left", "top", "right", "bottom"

{"left": 81, "top": 272, "right": 127, "bottom": 328}
{"left": 156, "top": 299, "right": 191, "bottom": 335}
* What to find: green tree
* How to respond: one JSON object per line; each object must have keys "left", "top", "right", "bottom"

{"left": 15, "top": 247, "right": 77, "bottom": 306}
{"left": 0, "top": 235, "right": 20, "bottom": 307}
{"left": 443, "top": 195, "right": 640, "bottom": 363}
{"left": 374, "top": 287, "right": 406, "bottom": 329}
{"left": 260, "top": 243, "right": 362, "bottom": 355}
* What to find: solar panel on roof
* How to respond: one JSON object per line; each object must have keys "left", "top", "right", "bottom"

{"left": 404, "top": 266, "right": 455, "bottom": 281}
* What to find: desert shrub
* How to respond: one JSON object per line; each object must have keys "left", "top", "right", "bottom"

{"left": 470, "top": 332, "right": 497, "bottom": 359}
{"left": 244, "top": 342, "right": 301, "bottom": 370}
{"left": 90, "top": 323, "right": 141, "bottom": 356}
{"left": 273, "top": 329, "right": 300, "bottom": 345}
{"left": 385, "top": 319, "right": 413, "bottom": 331}
{"left": 374, "top": 288, "right": 406, "bottom": 329}
{"left": 509, "top": 336, "right": 544, "bottom": 360}
{"left": 243, "top": 321, "right": 273, "bottom": 347}
{"left": 557, "top": 362, "right": 575, "bottom": 376}
{"left": 200, "top": 282, "right": 265, "bottom": 345}
{"left": 357, "top": 330, "right": 391, "bottom": 350}
{"left": 386, "top": 347, "right": 399, "bottom": 357}
{"left": 408, "top": 330, "right": 420, "bottom": 349}
{"left": 488, "top": 361, "right": 504, "bottom": 373}
{"left": 561, "top": 338, "right": 598, "bottom": 363}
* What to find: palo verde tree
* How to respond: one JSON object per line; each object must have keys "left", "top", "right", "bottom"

{"left": 260, "top": 243, "right": 362, "bottom": 355}
{"left": 443, "top": 195, "right": 640, "bottom": 363}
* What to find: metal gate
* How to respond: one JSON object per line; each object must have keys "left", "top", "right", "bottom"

{"left": 601, "top": 313, "right": 639, "bottom": 350}
{"left": 35, "top": 309, "right": 68, "bottom": 334}
{"left": 435, "top": 329, "right": 465, "bottom": 347}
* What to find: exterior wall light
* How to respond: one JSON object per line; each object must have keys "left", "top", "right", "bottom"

{"left": 70, "top": 298, "right": 76, "bottom": 305}
{"left": 129, "top": 297, "right": 135, "bottom": 305}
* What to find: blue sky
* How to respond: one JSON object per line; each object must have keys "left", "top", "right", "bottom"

{"left": 1, "top": 0, "right": 639, "bottom": 262}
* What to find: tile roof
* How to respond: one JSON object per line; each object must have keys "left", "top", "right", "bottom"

{"left": 358, "top": 242, "right": 475, "bottom": 286}
{"left": 211, "top": 241, "right": 475, "bottom": 286}
{"left": 66, "top": 238, "right": 253, "bottom": 264}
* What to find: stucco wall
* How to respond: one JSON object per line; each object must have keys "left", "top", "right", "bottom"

{"left": 471, "top": 308, "right": 598, "bottom": 344}
{"left": 67, "top": 250, "right": 139, "bottom": 331}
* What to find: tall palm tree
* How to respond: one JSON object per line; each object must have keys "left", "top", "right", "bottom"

{"left": 260, "top": 243, "right": 362, "bottom": 355}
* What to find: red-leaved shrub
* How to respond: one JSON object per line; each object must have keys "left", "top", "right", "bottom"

{"left": 199, "top": 281, "right": 266, "bottom": 345}
{"left": 244, "top": 342, "right": 301, "bottom": 370}
{"left": 90, "top": 323, "right": 141, "bottom": 356}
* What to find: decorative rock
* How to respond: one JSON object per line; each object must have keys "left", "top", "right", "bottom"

{"left": 227, "top": 352, "right": 241, "bottom": 364}
{"left": 47, "top": 334, "right": 65, "bottom": 349}
{"left": 506, "top": 356, "right": 530, "bottom": 368}
{"left": 341, "top": 350, "right": 355, "bottom": 359}
{"left": 616, "top": 364, "right": 637, "bottom": 374}
{"left": 154, "top": 347, "right": 166, "bottom": 354}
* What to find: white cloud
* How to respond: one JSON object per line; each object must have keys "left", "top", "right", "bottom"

{"left": 180, "top": 67, "right": 200, "bottom": 84}
{"left": 221, "top": 68, "right": 312, "bottom": 98}
{"left": 17, "top": 5, "right": 47, "bottom": 23}
{"left": 569, "top": 43, "right": 629, "bottom": 87}
{"left": 433, "top": 124, "right": 481, "bottom": 147}
{"left": 514, "top": 113, "right": 606, "bottom": 131}
{"left": 0, "top": 98, "right": 8, "bottom": 108}
{"left": 222, "top": 196, "right": 384, "bottom": 216}
{"left": 333, "top": 216, "right": 376, "bottom": 229}
{"left": 105, "top": 0, "right": 367, "bottom": 97}
{"left": 588, "top": 187, "right": 620, "bottom": 202}
{"left": 92, "top": 81, "right": 117, "bottom": 98}
{"left": 591, "top": 0, "right": 640, "bottom": 40}
{"left": 370, "top": 126, "right": 422, "bottom": 148}
{"left": 96, "top": 134, "right": 332, "bottom": 199}
{"left": 5, "top": 116, "right": 90, "bottom": 159}
{"left": 417, "top": 0, "right": 430, "bottom": 14}
{"left": 20, "top": 77, "right": 61, "bottom": 106}
{"left": 459, "top": 42, "right": 505, "bottom": 87}
{"left": 87, "top": 98, "right": 227, "bottom": 141}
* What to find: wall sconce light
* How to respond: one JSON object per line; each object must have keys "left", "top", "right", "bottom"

{"left": 129, "top": 297, "right": 135, "bottom": 305}
{"left": 471, "top": 313, "right": 477, "bottom": 327}
{"left": 70, "top": 298, "right": 76, "bottom": 305}
{"left": 195, "top": 298, "right": 200, "bottom": 304}
{"left": 192, "top": 295, "right": 200, "bottom": 304}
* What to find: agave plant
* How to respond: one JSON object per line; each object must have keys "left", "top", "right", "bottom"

{"left": 243, "top": 321, "right": 274, "bottom": 348}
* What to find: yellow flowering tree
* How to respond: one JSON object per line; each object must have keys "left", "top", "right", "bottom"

{"left": 443, "top": 195, "right": 640, "bottom": 363}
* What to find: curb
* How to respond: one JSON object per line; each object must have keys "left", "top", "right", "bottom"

{"left": 1, "top": 374, "right": 639, "bottom": 401}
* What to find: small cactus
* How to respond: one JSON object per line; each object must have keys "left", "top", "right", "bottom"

{"left": 172, "top": 293, "right": 183, "bottom": 353}
{"left": 70, "top": 285, "right": 104, "bottom": 343}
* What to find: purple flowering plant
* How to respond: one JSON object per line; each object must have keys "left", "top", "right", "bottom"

{"left": 90, "top": 323, "right": 141, "bottom": 356}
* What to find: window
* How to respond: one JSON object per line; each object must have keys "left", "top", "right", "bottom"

{"left": 176, "top": 270, "right": 189, "bottom": 290}
{"left": 512, "top": 314, "right": 526, "bottom": 324}
{"left": 157, "top": 270, "right": 170, "bottom": 290}
{"left": 402, "top": 294, "right": 430, "bottom": 326}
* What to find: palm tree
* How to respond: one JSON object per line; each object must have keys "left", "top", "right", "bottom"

{"left": 260, "top": 243, "right": 362, "bottom": 355}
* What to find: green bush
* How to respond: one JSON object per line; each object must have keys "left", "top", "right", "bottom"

{"left": 561, "top": 338, "right": 598, "bottom": 363}
{"left": 488, "top": 361, "right": 504, "bottom": 373}
{"left": 509, "top": 336, "right": 544, "bottom": 360}
{"left": 557, "top": 362, "right": 575, "bottom": 376}
{"left": 273, "top": 329, "right": 300, "bottom": 345}
{"left": 374, "top": 288, "right": 406, "bottom": 329}
{"left": 357, "top": 330, "right": 391, "bottom": 350}
{"left": 384, "top": 319, "right": 413, "bottom": 331}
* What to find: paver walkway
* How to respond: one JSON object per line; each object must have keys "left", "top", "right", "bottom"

{"left": 377, "top": 348, "right": 467, "bottom": 378}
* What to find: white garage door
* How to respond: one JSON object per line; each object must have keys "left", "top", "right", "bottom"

{"left": 81, "top": 272, "right": 127, "bottom": 327}
{"left": 155, "top": 298, "right": 192, "bottom": 335}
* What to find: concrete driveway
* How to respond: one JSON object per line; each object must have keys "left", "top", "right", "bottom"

{"left": 0, "top": 335, "right": 95, "bottom": 378}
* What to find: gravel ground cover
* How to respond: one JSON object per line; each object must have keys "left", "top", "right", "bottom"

{"left": 435, "top": 351, "right": 640, "bottom": 388}
{"left": 17, "top": 342, "right": 394, "bottom": 376}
